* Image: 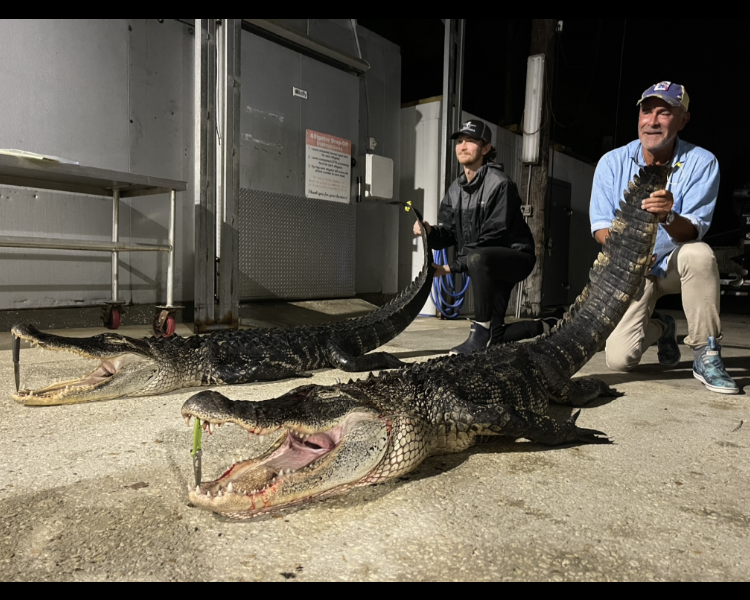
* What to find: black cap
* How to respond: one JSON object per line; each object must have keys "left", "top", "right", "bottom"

{"left": 451, "top": 119, "right": 492, "bottom": 144}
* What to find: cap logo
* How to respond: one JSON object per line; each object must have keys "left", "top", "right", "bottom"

{"left": 462, "top": 122, "right": 476, "bottom": 132}
{"left": 654, "top": 82, "right": 672, "bottom": 91}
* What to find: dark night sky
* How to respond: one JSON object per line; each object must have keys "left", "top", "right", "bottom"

{"left": 359, "top": 19, "right": 750, "bottom": 242}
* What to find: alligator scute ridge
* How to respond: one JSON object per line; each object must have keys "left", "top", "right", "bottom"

{"left": 181, "top": 165, "right": 669, "bottom": 519}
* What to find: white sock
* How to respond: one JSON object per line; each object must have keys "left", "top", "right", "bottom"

{"left": 475, "top": 321, "right": 491, "bottom": 329}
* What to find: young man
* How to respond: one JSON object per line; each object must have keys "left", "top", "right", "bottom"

{"left": 590, "top": 82, "right": 738, "bottom": 394}
{"left": 414, "top": 119, "right": 544, "bottom": 355}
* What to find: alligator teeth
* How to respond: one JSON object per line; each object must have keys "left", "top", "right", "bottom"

{"left": 227, "top": 482, "right": 234, "bottom": 493}
{"left": 217, "top": 491, "right": 223, "bottom": 497}
{"left": 206, "top": 491, "right": 211, "bottom": 498}
{"left": 207, "top": 423, "right": 213, "bottom": 435}
{"left": 195, "top": 486, "right": 201, "bottom": 495}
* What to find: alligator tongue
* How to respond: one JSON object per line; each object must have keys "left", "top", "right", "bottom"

{"left": 12, "top": 333, "right": 20, "bottom": 392}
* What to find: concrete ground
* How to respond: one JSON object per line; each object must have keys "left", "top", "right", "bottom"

{"left": 0, "top": 306, "right": 748, "bottom": 581}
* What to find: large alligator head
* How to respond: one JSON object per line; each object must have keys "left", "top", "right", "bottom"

{"left": 11, "top": 324, "right": 187, "bottom": 405}
{"left": 181, "top": 383, "right": 428, "bottom": 519}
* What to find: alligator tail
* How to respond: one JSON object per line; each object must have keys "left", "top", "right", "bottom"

{"left": 342, "top": 210, "right": 435, "bottom": 352}
{"left": 534, "top": 165, "right": 669, "bottom": 376}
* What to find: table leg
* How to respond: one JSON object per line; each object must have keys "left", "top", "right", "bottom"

{"left": 167, "top": 189, "right": 176, "bottom": 308}
{"left": 112, "top": 189, "right": 120, "bottom": 303}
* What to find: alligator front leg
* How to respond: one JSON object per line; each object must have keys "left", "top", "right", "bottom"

{"left": 548, "top": 377, "right": 624, "bottom": 407}
{"left": 325, "top": 340, "right": 406, "bottom": 373}
{"left": 476, "top": 404, "right": 611, "bottom": 446}
{"left": 535, "top": 356, "right": 622, "bottom": 406}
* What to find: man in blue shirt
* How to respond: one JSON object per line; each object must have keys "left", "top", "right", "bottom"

{"left": 590, "top": 81, "right": 738, "bottom": 394}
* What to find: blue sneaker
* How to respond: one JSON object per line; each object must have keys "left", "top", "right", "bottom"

{"left": 693, "top": 337, "right": 739, "bottom": 395}
{"left": 653, "top": 312, "right": 681, "bottom": 367}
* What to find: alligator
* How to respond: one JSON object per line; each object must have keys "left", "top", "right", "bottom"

{"left": 180, "top": 165, "right": 668, "bottom": 520}
{"left": 10, "top": 214, "right": 435, "bottom": 405}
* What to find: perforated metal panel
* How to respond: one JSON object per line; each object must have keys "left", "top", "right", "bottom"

{"left": 239, "top": 188, "right": 356, "bottom": 300}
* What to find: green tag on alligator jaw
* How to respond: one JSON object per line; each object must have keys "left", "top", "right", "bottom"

{"left": 191, "top": 418, "right": 202, "bottom": 457}
{"left": 191, "top": 418, "right": 203, "bottom": 488}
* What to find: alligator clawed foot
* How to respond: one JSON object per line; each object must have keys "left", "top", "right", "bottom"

{"left": 601, "top": 385, "right": 625, "bottom": 398}
{"left": 566, "top": 411, "right": 611, "bottom": 444}
{"left": 575, "top": 428, "right": 612, "bottom": 445}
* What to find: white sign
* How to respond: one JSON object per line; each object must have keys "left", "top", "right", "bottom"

{"left": 293, "top": 87, "right": 308, "bottom": 99}
{"left": 305, "top": 129, "right": 351, "bottom": 203}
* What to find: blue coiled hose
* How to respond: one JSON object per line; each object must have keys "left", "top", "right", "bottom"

{"left": 430, "top": 249, "right": 471, "bottom": 319}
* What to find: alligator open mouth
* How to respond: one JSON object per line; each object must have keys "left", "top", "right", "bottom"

{"left": 187, "top": 417, "right": 352, "bottom": 506}
{"left": 181, "top": 390, "right": 391, "bottom": 519}
{"left": 11, "top": 324, "right": 158, "bottom": 405}
{"left": 14, "top": 355, "right": 132, "bottom": 401}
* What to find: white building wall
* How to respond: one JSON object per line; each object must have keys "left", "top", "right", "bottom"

{"left": 0, "top": 19, "right": 194, "bottom": 310}
{"left": 352, "top": 25, "right": 402, "bottom": 297}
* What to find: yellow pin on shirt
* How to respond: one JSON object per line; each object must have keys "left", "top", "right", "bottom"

{"left": 667, "top": 162, "right": 684, "bottom": 187}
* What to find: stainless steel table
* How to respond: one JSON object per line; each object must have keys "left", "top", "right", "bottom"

{"left": 0, "top": 154, "right": 188, "bottom": 336}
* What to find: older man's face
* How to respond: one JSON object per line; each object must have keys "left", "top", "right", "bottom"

{"left": 638, "top": 97, "right": 691, "bottom": 154}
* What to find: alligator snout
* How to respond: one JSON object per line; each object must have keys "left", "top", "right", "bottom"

{"left": 182, "top": 390, "right": 235, "bottom": 417}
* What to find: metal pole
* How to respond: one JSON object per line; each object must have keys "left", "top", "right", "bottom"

{"left": 167, "top": 189, "right": 176, "bottom": 308}
{"left": 515, "top": 165, "right": 534, "bottom": 318}
{"left": 454, "top": 19, "right": 466, "bottom": 183}
{"left": 440, "top": 20, "right": 456, "bottom": 200}
{"left": 218, "top": 18, "right": 241, "bottom": 328}
{"left": 112, "top": 189, "right": 120, "bottom": 302}
{"left": 194, "top": 18, "right": 218, "bottom": 331}
{"left": 216, "top": 20, "right": 225, "bottom": 261}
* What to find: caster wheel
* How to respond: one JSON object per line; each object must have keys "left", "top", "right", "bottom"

{"left": 153, "top": 313, "right": 177, "bottom": 338}
{"left": 106, "top": 308, "right": 121, "bottom": 330}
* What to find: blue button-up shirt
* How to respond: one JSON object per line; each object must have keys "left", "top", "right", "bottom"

{"left": 590, "top": 138, "right": 720, "bottom": 278}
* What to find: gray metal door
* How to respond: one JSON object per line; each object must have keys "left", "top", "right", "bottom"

{"left": 542, "top": 178, "right": 572, "bottom": 308}
{"left": 238, "top": 31, "right": 359, "bottom": 301}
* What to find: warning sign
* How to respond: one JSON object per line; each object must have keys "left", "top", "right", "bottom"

{"left": 305, "top": 130, "right": 351, "bottom": 203}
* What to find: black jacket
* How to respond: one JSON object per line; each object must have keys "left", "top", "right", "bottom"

{"left": 427, "top": 163, "right": 534, "bottom": 274}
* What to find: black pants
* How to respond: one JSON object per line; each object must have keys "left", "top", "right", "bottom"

{"left": 466, "top": 246, "right": 536, "bottom": 337}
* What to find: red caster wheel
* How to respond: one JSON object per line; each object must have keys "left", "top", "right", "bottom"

{"left": 153, "top": 312, "right": 177, "bottom": 338}
{"left": 106, "top": 308, "right": 121, "bottom": 330}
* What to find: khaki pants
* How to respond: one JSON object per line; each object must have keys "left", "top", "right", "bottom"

{"left": 605, "top": 241, "right": 721, "bottom": 372}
